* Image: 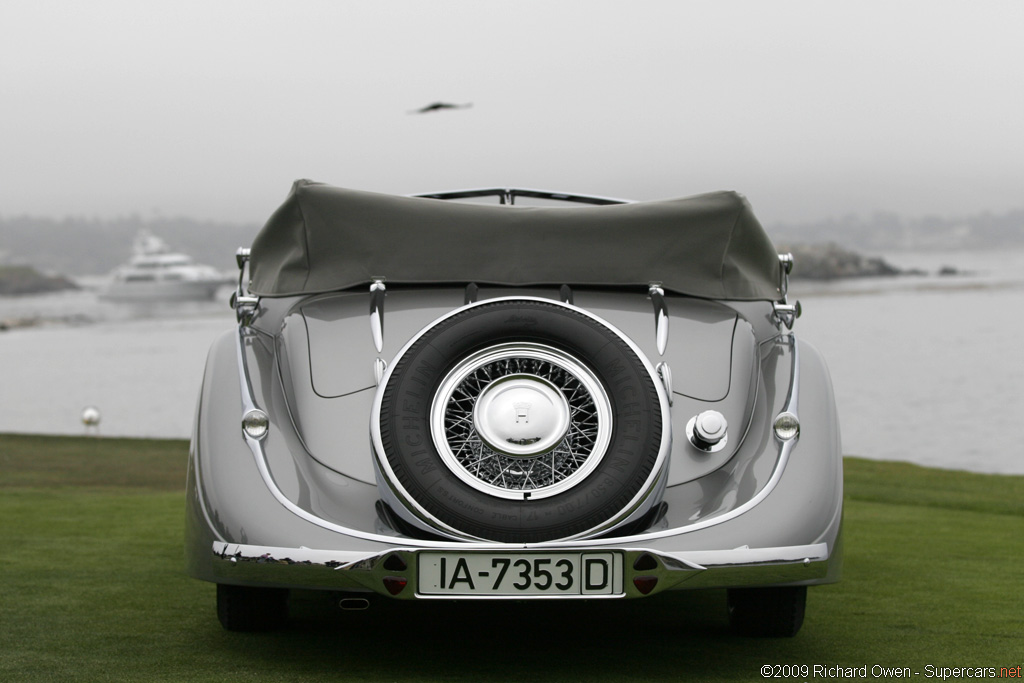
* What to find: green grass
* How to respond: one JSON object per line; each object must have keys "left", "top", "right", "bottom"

{"left": 1, "top": 434, "right": 1022, "bottom": 681}
{"left": 0, "top": 434, "right": 187, "bottom": 490}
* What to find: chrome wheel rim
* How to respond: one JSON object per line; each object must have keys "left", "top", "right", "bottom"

{"left": 430, "top": 343, "right": 612, "bottom": 500}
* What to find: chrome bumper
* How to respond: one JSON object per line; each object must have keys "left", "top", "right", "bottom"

{"left": 210, "top": 540, "right": 832, "bottom": 600}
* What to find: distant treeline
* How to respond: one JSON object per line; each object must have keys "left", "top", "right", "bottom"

{"left": 772, "top": 208, "right": 1024, "bottom": 253}
{"left": 2, "top": 206, "right": 1023, "bottom": 278}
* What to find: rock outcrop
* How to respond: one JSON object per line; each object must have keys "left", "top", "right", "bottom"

{"left": 0, "top": 265, "right": 79, "bottom": 295}
{"left": 779, "top": 243, "right": 910, "bottom": 280}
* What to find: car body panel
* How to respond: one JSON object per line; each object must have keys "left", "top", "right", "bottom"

{"left": 187, "top": 308, "right": 841, "bottom": 583}
{"left": 278, "top": 288, "right": 759, "bottom": 487}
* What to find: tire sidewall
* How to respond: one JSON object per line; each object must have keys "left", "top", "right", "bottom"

{"left": 377, "top": 299, "right": 663, "bottom": 542}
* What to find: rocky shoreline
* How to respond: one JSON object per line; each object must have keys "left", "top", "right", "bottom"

{"left": 0, "top": 265, "right": 79, "bottom": 296}
{"left": 780, "top": 243, "right": 932, "bottom": 280}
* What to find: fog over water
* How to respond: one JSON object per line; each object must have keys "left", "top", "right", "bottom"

{"left": 1, "top": 2, "right": 1022, "bottom": 477}
{"left": 1, "top": 1, "right": 1022, "bottom": 226}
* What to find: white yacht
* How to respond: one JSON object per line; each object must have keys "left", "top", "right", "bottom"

{"left": 100, "top": 232, "right": 231, "bottom": 302}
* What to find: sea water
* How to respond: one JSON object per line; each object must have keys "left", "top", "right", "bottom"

{"left": 790, "top": 248, "right": 1024, "bottom": 475}
{"left": 2, "top": 250, "right": 1022, "bottom": 475}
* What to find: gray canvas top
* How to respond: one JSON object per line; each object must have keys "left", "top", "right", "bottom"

{"left": 248, "top": 180, "right": 783, "bottom": 301}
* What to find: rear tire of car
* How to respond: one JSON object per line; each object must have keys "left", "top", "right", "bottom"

{"left": 216, "top": 584, "right": 289, "bottom": 632}
{"left": 376, "top": 299, "right": 665, "bottom": 543}
{"left": 727, "top": 586, "right": 807, "bottom": 637}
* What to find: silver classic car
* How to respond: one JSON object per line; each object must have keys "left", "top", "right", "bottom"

{"left": 186, "top": 181, "right": 842, "bottom": 636}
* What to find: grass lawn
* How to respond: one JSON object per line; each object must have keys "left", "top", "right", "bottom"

{"left": 1, "top": 433, "right": 1022, "bottom": 682}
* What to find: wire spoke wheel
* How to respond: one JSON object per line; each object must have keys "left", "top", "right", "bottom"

{"left": 431, "top": 344, "right": 612, "bottom": 500}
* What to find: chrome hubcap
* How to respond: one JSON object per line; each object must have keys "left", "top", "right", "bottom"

{"left": 473, "top": 375, "right": 571, "bottom": 457}
{"left": 430, "top": 343, "right": 612, "bottom": 500}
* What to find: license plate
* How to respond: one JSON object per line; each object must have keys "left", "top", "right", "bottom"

{"left": 418, "top": 552, "right": 623, "bottom": 596}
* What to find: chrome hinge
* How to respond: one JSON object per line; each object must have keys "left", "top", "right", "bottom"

{"left": 773, "top": 253, "right": 800, "bottom": 330}
{"left": 778, "top": 253, "right": 793, "bottom": 299}
{"left": 232, "top": 247, "right": 259, "bottom": 326}
{"left": 773, "top": 302, "right": 802, "bottom": 330}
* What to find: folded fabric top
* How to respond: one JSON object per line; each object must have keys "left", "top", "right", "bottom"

{"left": 249, "top": 180, "right": 782, "bottom": 301}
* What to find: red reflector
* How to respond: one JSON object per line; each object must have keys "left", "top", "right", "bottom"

{"left": 383, "top": 576, "right": 408, "bottom": 595}
{"left": 633, "top": 576, "right": 658, "bottom": 595}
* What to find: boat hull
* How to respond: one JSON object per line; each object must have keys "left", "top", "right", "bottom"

{"left": 99, "top": 279, "right": 227, "bottom": 302}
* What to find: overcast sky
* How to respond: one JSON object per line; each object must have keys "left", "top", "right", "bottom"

{"left": 2, "top": 0, "right": 1021, "bottom": 225}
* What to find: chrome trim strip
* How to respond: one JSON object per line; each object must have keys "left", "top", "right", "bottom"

{"left": 648, "top": 284, "right": 669, "bottom": 355}
{"left": 209, "top": 540, "right": 830, "bottom": 597}
{"left": 561, "top": 333, "right": 800, "bottom": 546}
{"left": 230, "top": 309, "right": 801, "bottom": 550}
{"left": 214, "top": 541, "right": 372, "bottom": 568}
{"left": 670, "top": 542, "right": 826, "bottom": 569}
{"left": 234, "top": 326, "right": 479, "bottom": 548}
{"left": 655, "top": 361, "right": 673, "bottom": 406}
{"left": 212, "top": 540, "right": 826, "bottom": 572}
{"left": 369, "top": 279, "right": 386, "bottom": 353}
{"left": 373, "top": 358, "right": 387, "bottom": 386}
{"left": 779, "top": 333, "right": 800, "bottom": 416}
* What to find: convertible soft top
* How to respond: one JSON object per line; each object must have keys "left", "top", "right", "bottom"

{"left": 248, "top": 180, "right": 782, "bottom": 301}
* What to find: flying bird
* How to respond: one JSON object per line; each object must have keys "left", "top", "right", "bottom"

{"left": 409, "top": 101, "right": 473, "bottom": 114}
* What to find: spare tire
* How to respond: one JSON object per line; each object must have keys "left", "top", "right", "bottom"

{"left": 373, "top": 298, "right": 668, "bottom": 543}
